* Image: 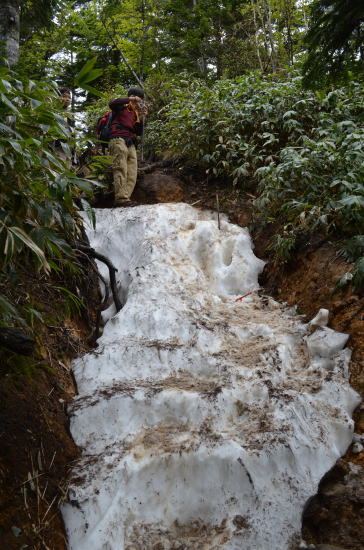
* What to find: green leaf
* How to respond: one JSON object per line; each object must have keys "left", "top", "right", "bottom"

{"left": 78, "top": 68, "right": 103, "bottom": 85}
{"left": 336, "top": 271, "right": 353, "bottom": 288}
{"left": 75, "top": 57, "right": 98, "bottom": 81}
{"left": 0, "top": 79, "right": 12, "bottom": 91}
{"left": 0, "top": 122, "right": 21, "bottom": 137}
{"left": 0, "top": 93, "right": 19, "bottom": 113}
{"left": 25, "top": 307, "right": 44, "bottom": 323}
{"left": 283, "top": 110, "right": 297, "bottom": 119}
{"left": 30, "top": 226, "right": 72, "bottom": 255}
{"left": 8, "top": 226, "right": 51, "bottom": 272}
{"left": 30, "top": 98, "right": 42, "bottom": 109}
{"left": 80, "top": 84, "right": 103, "bottom": 97}
{"left": 0, "top": 295, "right": 19, "bottom": 317}
{"left": 13, "top": 79, "right": 23, "bottom": 91}
{"left": 54, "top": 286, "right": 84, "bottom": 313}
{"left": 73, "top": 179, "right": 93, "bottom": 193}
{"left": 74, "top": 58, "right": 102, "bottom": 88}
{"left": 338, "top": 195, "right": 364, "bottom": 208}
{"left": 23, "top": 137, "right": 41, "bottom": 147}
{"left": 60, "top": 141, "right": 72, "bottom": 158}
{"left": 352, "top": 257, "right": 364, "bottom": 290}
{"left": 80, "top": 198, "right": 96, "bottom": 229}
{"left": 7, "top": 139, "right": 23, "bottom": 153}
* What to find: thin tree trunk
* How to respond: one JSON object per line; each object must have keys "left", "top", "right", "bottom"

{"left": 251, "top": 0, "right": 264, "bottom": 71}
{"left": 283, "top": 0, "right": 294, "bottom": 67}
{"left": 0, "top": 0, "right": 20, "bottom": 66}
{"left": 256, "top": 1, "right": 270, "bottom": 69}
{"left": 214, "top": 8, "right": 223, "bottom": 80}
{"left": 301, "top": 0, "right": 309, "bottom": 32}
{"left": 70, "top": 36, "right": 76, "bottom": 113}
{"left": 263, "top": 0, "right": 277, "bottom": 72}
{"left": 191, "top": 0, "right": 206, "bottom": 75}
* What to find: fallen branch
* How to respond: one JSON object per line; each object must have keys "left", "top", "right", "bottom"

{"left": 190, "top": 199, "right": 203, "bottom": 207}
{"left": 73, "top": 244, "right": 122, "bottom": 313}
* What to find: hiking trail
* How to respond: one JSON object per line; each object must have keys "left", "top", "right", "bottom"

{"left": 62, "top": 203, "right": 360, "bottom": 550}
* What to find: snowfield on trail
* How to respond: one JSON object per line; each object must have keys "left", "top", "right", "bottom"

{"left": 62, "top": 203, "right": 360, "bottom": 550}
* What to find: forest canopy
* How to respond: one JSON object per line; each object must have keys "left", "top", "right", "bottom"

{"left": 1, "top": 0, "right": 361, "bottom": 94}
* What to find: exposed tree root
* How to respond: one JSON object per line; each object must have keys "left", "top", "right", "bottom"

{"left": 73, "top": 244, "right": 122, "bottom": 313}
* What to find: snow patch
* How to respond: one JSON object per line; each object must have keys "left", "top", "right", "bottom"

{"left": 63, "top": 203, "right": 360, "bottom": 550}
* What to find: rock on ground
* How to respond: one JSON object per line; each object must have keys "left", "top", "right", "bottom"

{"left": 132, "top": 171, "right": 184, "bottom": 204}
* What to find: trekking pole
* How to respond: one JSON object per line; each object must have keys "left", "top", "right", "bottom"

{"left": 101, "top": 19, "right": 144, "bottom": 91}
{"left": 141, "top": 128, "right": 145, "bottom": 163}
{"left": 140, "top": 104, "right": 147, "bottom": 162}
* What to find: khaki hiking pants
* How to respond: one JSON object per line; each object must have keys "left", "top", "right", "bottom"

{"left": 109, "top": 138, "right": 137, "bottom": 202}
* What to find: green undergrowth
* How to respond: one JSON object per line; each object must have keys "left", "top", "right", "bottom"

{"left": 146, "top": 71, "right": 364, "bottom": 291}
{"left": 0, "top": 66, "right": 100, "bottom": 374}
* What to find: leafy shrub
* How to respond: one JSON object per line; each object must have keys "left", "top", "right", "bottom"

{"left": 0, "top": 67, "right": 97, "bottom": 329}
{"left": 147, "top": 72, "right": 364, "bottom": 279}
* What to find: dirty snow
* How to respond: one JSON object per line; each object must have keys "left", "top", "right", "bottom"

{"left": 62, "top": 203, "right": 360, "bottom": 550}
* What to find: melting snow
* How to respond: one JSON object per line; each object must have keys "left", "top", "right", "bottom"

{"left": 62, "top": 203, "right": 360, "bottom": 550}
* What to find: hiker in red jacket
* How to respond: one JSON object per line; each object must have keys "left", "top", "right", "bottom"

{"left": 109, "top": 87, "right": 147, "bottom": 207}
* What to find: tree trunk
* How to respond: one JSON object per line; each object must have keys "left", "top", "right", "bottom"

{"left": 0, "top": 1, "right": 20, "bottom": 66}
{"left": 264, "top": 0, "right": 277, "bottom": 73}
{"left": 283, "top": 0, "right": 294, "bottom": 67}
{"left": 251, "top": 0, "right": 264, "bottom": 71}
{"left": 256, "top": 1, "right": 270, "bottom": 70}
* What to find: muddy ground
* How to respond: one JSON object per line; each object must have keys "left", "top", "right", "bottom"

{"left": 0, "top": 170, "right": 362, "bottom": 550}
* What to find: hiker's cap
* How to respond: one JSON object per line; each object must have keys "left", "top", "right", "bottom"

{"left": 128, "top": 87, "right": 144, "bottom": 99}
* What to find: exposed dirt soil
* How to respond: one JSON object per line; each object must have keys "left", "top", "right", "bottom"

{"left": 0, "top": 364, "right": 78, "bottom": 549}
{"left": 0, "top": 265, "right": 100, "bottom": 549}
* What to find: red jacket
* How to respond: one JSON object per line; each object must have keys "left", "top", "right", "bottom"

{"left": 108, "top": 97, "right": 144, "bottom": 141}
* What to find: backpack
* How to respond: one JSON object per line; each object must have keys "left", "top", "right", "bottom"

{"left": 96, "top": 107, "right": 137, "bottom": 150}
{"left": 96, "top": 110, "right": 113, "bottom": 144}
